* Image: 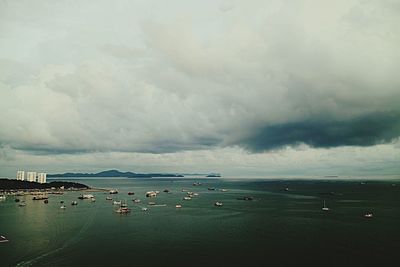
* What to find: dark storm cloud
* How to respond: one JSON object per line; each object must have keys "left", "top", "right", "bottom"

{"left": 0, "top": 0, "right": 399, "bottom": 156}
{"left": 241, "top": 112, "right": 400, "bottom": 152}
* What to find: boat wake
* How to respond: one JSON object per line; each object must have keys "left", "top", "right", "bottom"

{"left": 16, "top": 206, "right": 98, "bottom": 267}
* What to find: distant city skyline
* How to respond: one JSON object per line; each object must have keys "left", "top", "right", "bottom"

{"left": 0, "top": 1, "right": 399, "bottom": 178}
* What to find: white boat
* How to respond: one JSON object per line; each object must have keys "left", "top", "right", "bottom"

{"left": 183, "top": 196, "right": 192, "bottom": 200}
{"left": 19, "top": 202, "right": 26, "bottom": 207}
{"left": 78, "top": 194, "right": 94, "bottom": 199}
{"left": 0, "top": 235, "right": 9, "bottom": 243}
{"left": 60, "top": 205, "right": 66, "bottom": 209}
{"left": 113, "top": 200, "right": 121, "bottom": 205}
{"left": 214, "top": 202, "right": 223, "bottom": 207}
{"left": 364, "top": 212, "right": 373, "bottom": 218}
{"left": 142, "top": 207, "right": 148, "bottom": 211}
{"left": 175, "top": 204, "right": 182, "bottom": 208}
{"left": 220, "top": 189, "right": 228, "bottom": 192}
{"left": 91, "top": 198, "right": 96, "bottom": 202}
{"left": 0, "top": 195, "right": 6, "bottom": 200}
{"left": 109, "top": 189, "right": 119, "bottom": 194}
{"left": 115, "top": 207, "right": 131, "bottom": 214}
{"left": 133, "top": 198, "right": 141, "bottom": 203}
{"left": 145, "top": 191, "right": 157, "bottom": 197}
{"left": 71, "top": 201, "right": 78, "bottom": 206}
{"left": 322, "top": 200, "right": 330, "bottom": 211}
{"left": 106, "top": 196, "right": 113, "bottom": 200}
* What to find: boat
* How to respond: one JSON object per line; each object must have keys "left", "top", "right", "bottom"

{"left": 175, "top": 204, "right": 182, "bottom": 208}
{"left": 60, "top": 201, "right": 64, "bottom": 204}
{"left": 128, "top": 192, "right": 135, "bottom": 195}
{"left": 60, "top": 205, "right": 66, "bottom": 209}
{"left": 148, "top": 202, "right": 156, "bottom": 205}
{"left": 0, "top": 195, "right": 6, "bottom": 201}
{"left": 32, "top": 195, "right": 48, "bottom": 200}
{"left": 183, "top": 196, "right": 192, "bottom": 200}
{"left": 44, "top": 199, "right": 49, "bottom": 204}
{"left": 146, "top": 191, "right": 157, "bottom": 198}
{"left": 193, "top": 182, "right": 202, "bottom": 186}
{"left": 106, "top": 196, "right": 113, "bottom": 200}
{"left": 19, "top": 201, "right": 26, "bottom": 207}
{"left": 364, "top": 213, "right": 373, "bottom": 218}
{"left": 208, "top": 187, "right": 216, "bottom": 191}
{"left": 132, "top": 198, "right": 141, "bottom": 203}
{"left": 0, "top": 235, "right": 9, "bottom": 243}
{"left": 15, "top": 198, "right": 20, "bottom": 203}
{"left": 142, "top": 207, "right": 148, "bottom": 211}
{"left": 322, "top": 200, "right": 330, "bottom": 211}
{"left": 113, "top": 200, "right": 121, "bottom": 205}
{"left": 163, "top": 189, "right": 170, "bottom": 193}
{"left": 115, "top": 207, "right": 131, "bottom": 214}
{"left": 91, "top": 198, "right": 96, "bottom": 202}
{"left": 71, "top": 201, "right": 78, "bottom": 206}
{"left": 214, "top": 202, "right": 223, "bottom": 207}
{"left": 78, "top": 194, "right": 94, "bottom": 199}
{"left": 109, "top": 189, "right": 119, "bottom": 194}
{"left": 237, "top": 196, "right": 254, "bottom": 201}
{"left": 220, "top": 189, "right": 228, "bottom": 192}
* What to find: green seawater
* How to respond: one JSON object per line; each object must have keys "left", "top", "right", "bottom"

{"left": 1, "top": 178, "right": 399, "bottom": 267}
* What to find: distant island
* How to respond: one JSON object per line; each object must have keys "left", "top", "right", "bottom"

{"left": 206, "top": 174, "right": 221, "bottom": 177}
{"left": 47, "top": 169, "right": 184, "bottom": 178}
{"left": 0, "top": 178, "right": 89, "bottom": 191}
{"left": 47, "top": 169, "right": 221, "bottom": 178}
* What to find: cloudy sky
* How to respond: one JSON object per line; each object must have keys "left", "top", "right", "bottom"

{"left": 1, "top": 0, "right": 399, "bottom": 178}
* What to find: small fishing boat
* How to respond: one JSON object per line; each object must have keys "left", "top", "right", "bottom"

{"left": 44, "top": 199, "right": 49, "bottom": 204}
{"left": 91, "top": 198, "right": 96, "bottom": 202}
{"left": 78, "top": 194, "right": 94, "bottom": 199}
{"left": 60, "top": 200, "right": 64, "bottom": 204}
{"left": 109, "top": 189, "right": 119, "bottom": 194}
{"left": 128, "top": 192, "right": 135, "bottom": 195}
{"left": 142, "top": 207, "right": 148, "bottom": 211}
{"left": 183, "top": 196, "right": 192, "bottom": 200}
{"left": 60, "top": 205, "right": 66, "bottom": 209}
{"left": 163, "top": 189, "right": 170, "bottom": 193}
{"left": 113, "top": 200, "right": 122, "bottom": 205}
{"left": 148, "top": 202, "right": 156, "bottom": 205}
{"left": 106, "top": 196, "right": 113, "bottom": 200}
{"left": 175, "top": 204, "right": 182, "bottom": 208}
{"left": 0, "top": 195, "right": 6, "bottom": 200}
{"left": 220, "top": 189, "right": 228, "bottom": 192}
{"left": 132, "top": 198, "right": 141, "bottom": 203}
{"left": 32, "top": 195, "right": 48, "bottom": 200}
{"left": 208, "top": 188, "right": 216, "bottom": 191}
{"left": 71, "top": 201, "right": 78, "bottom": 206}
{"left": 19, "top": 201, "right": 26, "bottom": 207}
{"left": 364, "top": 213, "right": 373, "bottom": 218}
{"left": 193, "top": 182, "right": 202, "bottom": 186}
{"left": 146, "top": 191, "right": 157, "bottom": 197}
{"left": 214, "top": 202, "right": 223, "bottom": 207}
{"left": 115, "top": 207, "right": 131, "bottom": 214}
{"left": 0, "top": 235, "right": 9, "bottom": 243}
{"left": 322, "top": 200, "right": 330, "bottom": 211}
{"left": 15, "top": 198, "right": 20, "bottom": 203}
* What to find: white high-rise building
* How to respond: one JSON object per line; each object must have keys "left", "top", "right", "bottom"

{"left": 16, "top": 171, "right": 25, "bottom": 181}
{"left": 26, "top": 172, "right": 37, "bottom": 182}
{"left": 37, "top": 173, "right": 47, "bottom": 184}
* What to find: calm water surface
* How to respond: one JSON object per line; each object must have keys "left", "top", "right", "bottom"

{"left": 1, "top": 178, "right": 399, "bottom": 266}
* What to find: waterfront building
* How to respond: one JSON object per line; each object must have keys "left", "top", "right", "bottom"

{"left": 26, "top": 172, "right": 37, "bottom": 182}
{"left": 37, "top": 173, "right": 47, "bottom": 184}
{"left": 16, "top": 171, "right": 25, "bottom": 181}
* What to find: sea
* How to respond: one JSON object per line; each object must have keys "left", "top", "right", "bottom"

{"left": 1, "top": 177, "right": 399, "bottom": 267}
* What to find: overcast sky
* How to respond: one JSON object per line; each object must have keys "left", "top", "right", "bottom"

{"left": 1, "top": 0, "right": 399, "bottom": 178}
